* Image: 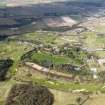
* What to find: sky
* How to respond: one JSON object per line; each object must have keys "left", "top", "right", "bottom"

{"left": 0, "top": 0, "right": 105, "bottom": 6}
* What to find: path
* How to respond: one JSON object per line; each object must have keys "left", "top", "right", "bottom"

{"left": 24, "top": 62, "right": 73, "bottom": 80}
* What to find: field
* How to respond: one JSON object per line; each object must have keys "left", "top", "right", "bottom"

{"left": 1, "top": 1, "right": 105, "bottom": 104}
{"left": 0, "top": 40, "right": 33, "bottom": 75}
{"left": 13, "top": 32, "right": 58, "bottom": 45}
{"left": 31, "top": 52, "right": 71, "bottom": 65}
{"left": 1, "top": 80, "right": 105, "bottom": 105}
{"left": 0, "top": 28, "right": 105, "bottom": 104}
{"left": 1, "top": 65, "right": 105, "bottom": 105}
{"left": 52, "top": 90, "right": 105, "bottom": 105}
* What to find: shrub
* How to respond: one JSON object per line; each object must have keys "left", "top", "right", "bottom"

{"left": 5, "top": 83, "right": 54, "bottom": 105}
{"left": 0, "top": 59, "right": 13, "bottom": 81}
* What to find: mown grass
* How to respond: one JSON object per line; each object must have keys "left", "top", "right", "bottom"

{"left": 32, "top": 77, "right": 105, "bottom": 93}
{"left": 14, "top": 32, "right": 57, "bottom": 45}
{"left": 31, "top": 52, "right": 71, "bottom": 65}
{"left": 55, "top": 35, "right": 80, "bottom": 46}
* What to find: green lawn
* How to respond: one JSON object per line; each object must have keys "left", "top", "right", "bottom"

{"left": 96, "top": 26, "right": 105, "bottom": 32}
{"left": 31, "top": 77, "right": 104, "bottom": 93}
{"left": 0, "top": 41, "right": 31, "bottom": 61}
{"left": 31, "top": 52, "right": 71, "bottom": 65}
{"left": 0, "top": 40, "right": 33, "bottom": 74}
{"left": 80, "top": 31, "right": 105, "bottom": 49}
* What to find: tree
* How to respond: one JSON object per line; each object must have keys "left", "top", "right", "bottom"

{"left": 98, "top": 71, "right": 105, "bottom": 83}
{"left": 5, "top": 83, "right": 54, "bottom": 105}
{"left": 0, "top": 59, "right": 13, "bottom": 81}
{"left": 21, "top": 48, "right": 37, "bottom": 62}
{"left": 76, "top": 97, "right": 82, "bottom": 105}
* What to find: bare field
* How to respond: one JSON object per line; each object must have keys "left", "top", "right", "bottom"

{"left": 52, "top": 90, "right": 105, "bottom": 105}
{"left": 80, "top": 17, "right": 105, "bottom": 32}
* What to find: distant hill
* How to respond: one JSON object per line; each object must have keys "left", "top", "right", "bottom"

{"left": 0, "top": 0, "right": 105, "bottom": 36}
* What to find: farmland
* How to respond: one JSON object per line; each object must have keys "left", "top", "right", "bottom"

{"left": 0, "top": 27, "right": 105, "bottom": 105}
{"left": 1, "top": 0, "right": 105, "bottom": 105}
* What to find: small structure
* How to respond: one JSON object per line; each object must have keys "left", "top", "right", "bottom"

{"left": 90, "top": 68, "right": 98, "bottom": 79}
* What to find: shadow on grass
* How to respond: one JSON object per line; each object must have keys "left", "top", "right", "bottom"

{"left": 0, "top": 58, "right": 14, "bottom": 81}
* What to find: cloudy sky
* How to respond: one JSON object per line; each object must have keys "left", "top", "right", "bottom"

{"left": 0, "top": 0, "right": 104, "bottom": 6}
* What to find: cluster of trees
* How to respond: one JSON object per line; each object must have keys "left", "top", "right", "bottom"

{"left": 21, "top": 44, "right": 88, "bottom": 64}
{"left": 0, "top": 59, "right": 13, "bottom": 81}
{"left": 0, "top": 35, "right": 7, "bottom": 41}
{"left": 61, "top": 46, "right": 88, "bottom": 65}
{"left": 98, "top": 71, "right": 105, "bottom": 83}
{"left": 47, "top": 44, "right": 90, "bottom": 66}
{"left": 21, "top": 48, "right": 37, "bottom": 62}
{"left": 5, "top": 83, "right": 54, "bottom": 105}
{"left": 21, "top": 44, "right": 92, "bottom": 78}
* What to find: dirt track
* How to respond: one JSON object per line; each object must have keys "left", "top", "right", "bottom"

{"left": 24, "top": 62, "right": 74, "bottom": 81}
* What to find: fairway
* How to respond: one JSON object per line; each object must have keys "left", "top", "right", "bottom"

{"left": 31, "top": 52, "right": 71, "bottom": 65}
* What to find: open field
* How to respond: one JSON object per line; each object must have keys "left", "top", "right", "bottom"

{"left": 31, "top": 52, "right": 71, "bottom": 65}
{"left": 1, "top": 79, "right": 105, "bottom": 105}
{"left": 1, "top": 65, "right": 105, "bottom": 105}
{"left": 52, "top": 90, "right": 105, "bottom": 105}
{"left": 0, "top": 32, "right": 105, "bottom": 104}
{"left": 0, "top": 40, "right": 32, "bottom": 61}
{"left": 1, "top": 1, "right": 105, "bottom": 104}
{"left": 0, "top": 40, "right": 33, "bottom": 76}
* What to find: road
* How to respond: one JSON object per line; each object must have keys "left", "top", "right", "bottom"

{"left": 24, "top": 62, "right": 74, "bottom": 81}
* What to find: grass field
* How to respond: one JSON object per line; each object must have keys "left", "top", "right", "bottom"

{"left": 14, "top": 65, "right": 105, "bottom": 93}
{"left": 55, "top": 35, "right": 80, "bottom": 45}
{"left": 12, "top": 32, "right": 58, "bottom": 45}
{"left": 31, "top": 52, "right": 71, "bottom": 65}
{"left": 1, "top": 79, "right": 105, "bottom": 105}
{"left": 0, "top": 40, "right": 32, "bottom": 60}
{"left": 0, "top": 40, "right": 33, "bottom": 75}
{"left": 1, "top": 1, "right": 105, "bottom": 104}
{"left": 0, "top": 43, "right": 105, "bottom": 105}
{"left": 1, "top": 26, "right": 105, "bottom": 105}
{"left": 96, "top": 26, "right": 105, "bottom": 33}
{"left": 51, "top": 89, "right": 105, "bottom": 105}
{"left": 80, "top": 31, "right": 105, "bottom": 48}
